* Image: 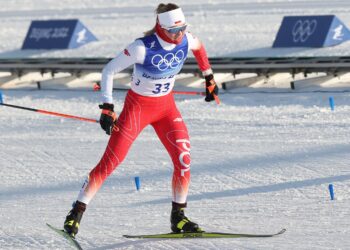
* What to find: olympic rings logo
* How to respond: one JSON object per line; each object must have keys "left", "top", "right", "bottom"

{"left": 151, "top": 50, "right": 184, "bottom": 71}
{"left": 292, "top": 19, "right": 317, "bottom": 43}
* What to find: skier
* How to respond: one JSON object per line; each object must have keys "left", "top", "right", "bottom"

{"left": 64, "top": 3, "right": 219, "bottom": 237}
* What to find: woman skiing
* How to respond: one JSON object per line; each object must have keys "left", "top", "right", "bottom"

{"left": 64, "top": 3, "right": 219, "bottom": 237}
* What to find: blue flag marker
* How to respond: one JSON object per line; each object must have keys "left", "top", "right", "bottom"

{"left": 329, "top": 97, "right": 335, "bottom": 111}
{"left": 328, "top": 184, "right": 335, "bottom": 200}
{"left": 134, "top": 176, "right": 141, "bottom": 191}
{"left": 0, "top": 90, "right": 3, "bottom": 104}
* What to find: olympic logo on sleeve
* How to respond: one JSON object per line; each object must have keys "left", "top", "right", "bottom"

{"left": 151, "top": 50, "right": 185, "bottom": 71}
{"left": 292, "top": 19, "right": 317, "bottom": 43}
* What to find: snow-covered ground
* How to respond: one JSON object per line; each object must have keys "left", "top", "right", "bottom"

{"left": 1, "top": 1, "right": 350, "bottom": 250}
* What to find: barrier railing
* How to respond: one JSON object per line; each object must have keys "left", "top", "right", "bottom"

{"left": 1, "top": 57, "right": 350, "bottom": 76}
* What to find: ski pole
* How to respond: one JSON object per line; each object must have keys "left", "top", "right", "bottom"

{"left": 0, "top": 102, "right": 99, "bottom": 123}
{"left": 97, "top": 83, "right": 206, "bottom": 96}
{"left": 172, "top": 90, "right": 205, "bottom": 96}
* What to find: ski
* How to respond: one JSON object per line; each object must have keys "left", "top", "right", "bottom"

{"left": 123, "top": 228, "right": 286, "bottom": 239}
{"left": 46, "top": 223, "right": 83, "bottom": 250}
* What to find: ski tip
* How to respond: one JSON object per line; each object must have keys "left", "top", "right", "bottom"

{"left": 278, "top": 229, "right": 286, "bottom": 235}
{"left": 46, "top": 223, "right": 53, "bottom": 228}
{"left": 46, "top": 223, "right": 63, "bottom": 231}
{"left": 123, "top": 234, "right": 142, "bottom": 238}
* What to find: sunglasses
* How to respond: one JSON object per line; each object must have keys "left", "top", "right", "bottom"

{"left": 165, "top": 25, "right": 187, "bottom": 34}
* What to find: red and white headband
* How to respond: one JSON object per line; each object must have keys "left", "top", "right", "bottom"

{"left": 158, "top": 8, "right": 186, "bottom": 29}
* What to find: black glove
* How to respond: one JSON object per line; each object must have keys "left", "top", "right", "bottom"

{"left": 99, "top": 103, "right": 117, "bottom": 135}
{"left": 204, "top": 74, "right": 219, "bottom": 103}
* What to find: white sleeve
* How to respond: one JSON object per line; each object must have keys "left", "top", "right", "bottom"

{"left": 101, "top": 39, "right": 146, "bottom": 103}
{"left": 186, "top": 32, "right": 202, "bottom": 51}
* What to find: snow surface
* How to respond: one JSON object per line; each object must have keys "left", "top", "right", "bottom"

{"left": 1, "top": 1, "right": 350, "bottom": 250}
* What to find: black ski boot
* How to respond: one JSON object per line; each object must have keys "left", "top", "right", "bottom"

{"left": 64, "top": 200, "right": 86, "bottom": 237}
{"left": 170, "top": 202, "right": 202, "bottom": 233}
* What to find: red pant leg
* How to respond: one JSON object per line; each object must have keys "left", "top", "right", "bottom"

{"left": 152, "top": 107, "right": 191, "bottom": 205}
{"left": 77, "top": 92, "right": 148, "bottom": 204}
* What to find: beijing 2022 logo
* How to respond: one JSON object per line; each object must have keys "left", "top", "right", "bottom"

{"left": 292, "top": 19, "right": 317, "bottom": 43}
{"left": 151, "top": 50, "right": 184, "bottom": 71}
